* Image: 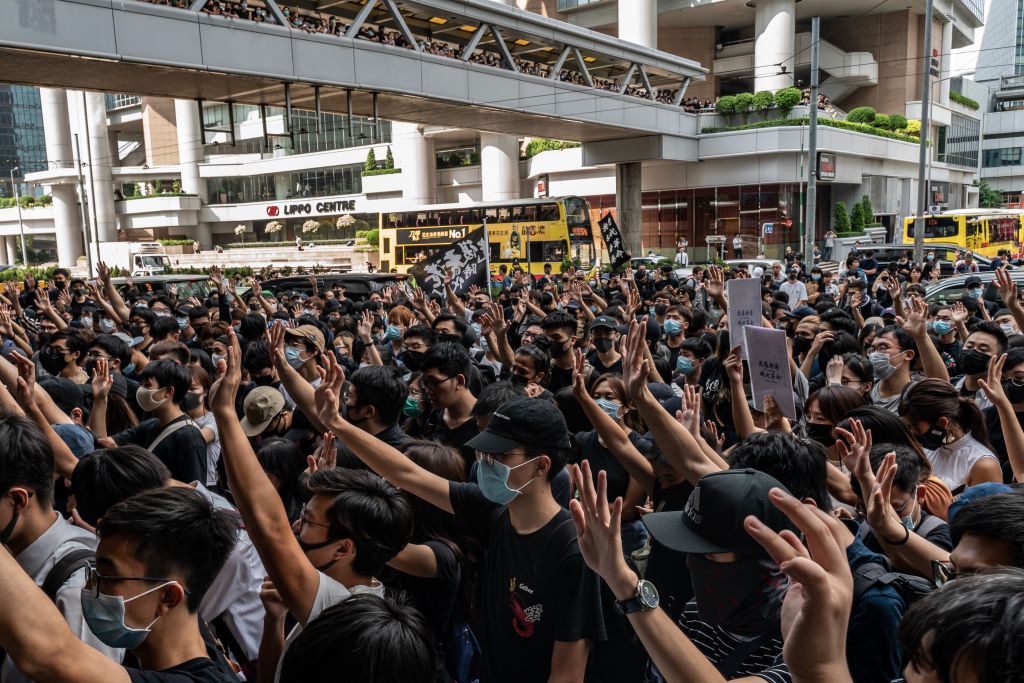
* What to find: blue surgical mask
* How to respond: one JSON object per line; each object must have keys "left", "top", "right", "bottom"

{"left": 99, "top": 318, "right": 115, "bottom": 333}
{"left": 811, "top": 273, "right": 821, "bottom": 281}
{"left": 470, "top": 322, "right": 482, "bottom": 338}
{"left": 285, "top": 346, "right": 306, "bottom": 369}
{"left": 968, "top": 288, "right": 982, "bottom": 298}
{"left": 386, "top": 324, "right": 403, "bottom": 341}
{"left": 677, "top": 356, "right": 696, "bottom": 376}
{"left": 594, "top": 397, "right": 622, "bottom": 420}
{"left": 931, "top": 320, "right": 952, "bottom": 336}
{"left": 648, "top": 306, "right": 656, "bottom": 316}
{"left": 476, "top": 456, "right": 539, "bottom": 505}
{"left": 176, "top": 316, "right": 188, "bottom": 331}
{"left": 1000, "top": 323, "right": 1017, "bottom": 337}
{"left": 123, "top": 362, "right": 135, "bottom": 375}
{"left": 901, "top": 514, "right": 915, "bottom": 531}
{"left": 80, "top": 581, "right": 175, "bottom": 649}
{"left": 663, "top": 319, "right": 682, "bottom": 336}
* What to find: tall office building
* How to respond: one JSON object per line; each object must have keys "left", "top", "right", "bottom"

{"left": 0, "top": 85, "right": 47, "bottom": 197}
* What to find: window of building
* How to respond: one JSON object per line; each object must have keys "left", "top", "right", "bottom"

{"left": 936, "top": 114, "right": 980, "bottom": 168}
{"left": 983, "top": 147, "right": 1023, "bottom": 167}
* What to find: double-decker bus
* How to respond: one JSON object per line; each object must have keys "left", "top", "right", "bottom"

{"left": 377, "top": 196, "right": 595, "bottom": 275}
{"left": 903, "top": 210, "right": 1024, "bottom": 257}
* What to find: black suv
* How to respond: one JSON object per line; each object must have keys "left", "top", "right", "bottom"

{"left": 261, "top": 272, "right": 409, "bottom": 301}
{"left": 849, "top": 243, "right": 1012, "bottom": 278}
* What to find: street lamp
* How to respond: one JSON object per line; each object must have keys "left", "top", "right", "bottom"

{"left": 9, "top": 167, "right": 28, "bottom": 267}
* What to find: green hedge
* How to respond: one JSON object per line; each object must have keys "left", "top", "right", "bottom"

{"left": 117, "top": 193, "right": 197, "bottom": 201}
{"left": 158, "top": 239, "right": 194, "bottom": 246}
{"left": 0, "top": 195, "right": 53, "bottom": 209}
{"left": 166, "top": 266, "right": 255, "bottom": 278}
{"left": 360, "top": 168, "right": 402, "bottom": 177}
{"left": 950, "top": 91, "right": 980, "bottom": 110}
{"left": 0, "top": 266, "right": 57, "bottom": 283}
{"left": 523, "top": 138, "right": 581, "bottom": 159}
{"left": 701, "top": 117, "right": 919, "bottom": 143}
{"left": 846, "top": 106, "right": 876, "bottom": 123}
{"left": 224, "top": 238, "right": 356, "bottom": 249}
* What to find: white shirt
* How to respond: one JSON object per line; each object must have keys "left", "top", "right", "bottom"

{"left": 275, "top": 572, "right": 384, "bottom": 682}
{"left": 5, "top": 515, "right": 123, "bottom": 683}
{"left": 192, "top": 412, "right": 221, "bottom": 487}
{"left": 925, "top": 433, "right": 998, "bottom": 493}
{"left": 779, "top": 280, "right": 808, "bottom": 307}
{"left": 732, "top": 236, "right": 743, "bottom": 248}
{"left": 673, "top": 251, "right": 689, "bottom": 266}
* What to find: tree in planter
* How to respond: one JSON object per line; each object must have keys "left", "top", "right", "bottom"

{"left": 364, "top": 148, "right": 377, "bottom": 173}
{"left": 846, "top": 107, "right": 876, "bottom": 124}
{"left": 979, "top": 181, "right": 1004, "bottom": 209}
{"left": 888, "top": 114, "right": 908, "bottom": 132}
{"left": 385, "top": 146, "right": 395, "bottom": 170}
{"left": 871, "top": 114, "right": 891, "bottom": 130}
{"left": 850, "top": 202, "right": 865, "bottom": 232}
{"left": 715, "top": 95, "right": 737, "bottom": 116}
{"left": 774, "top": 87, "right": 801, "bottom": 117}
{"left": 860, "top": 195, "right": 874, "bottom": 225}
{"left": 834, "top": 201, "right": 851, "bottom": 232}
{"left": 752, "top": 90, "right": 774, "bottom": 112}
{"left": 172, "top": 180, "right": 182, "bottom": 194}
{"left": 734, "top": 93, "right": 755, "bottom": 119}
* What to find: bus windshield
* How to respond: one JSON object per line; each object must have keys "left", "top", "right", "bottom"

{"left": 565, "top": 196, "right": 592, "bottom": 242}
{"left": 907, "top": 217, "right": 958, "bottom": 239}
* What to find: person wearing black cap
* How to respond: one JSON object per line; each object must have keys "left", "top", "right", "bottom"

{"left": 587, "top": 316, "right": 623, "bottom": 376}
{"left": 540, "top": 311, "right": 581, "bottom": 394}
{"left": 314, "top": 358, "right": 605, "bottom": 683}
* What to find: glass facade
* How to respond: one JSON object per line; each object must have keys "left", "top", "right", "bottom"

{"left": 1017, "top": 0, "right": 1024, "bottom": 75}
{"left": 105, "top": 93, "right": 141, "bottom": 110}
{"left": 937, "top": 114, "right": 980, "bottom": 168}
{"left": 983, "top": 147, "right": 1023, "bottom": 167}
{"left": 0, "top": 85, "right": 47, "bottom": 197}
{"left": 206, "top": 162, "right": 364, "bottom": 204}
{"left": 557, "top": 0, "right": 607, "bottom": 9}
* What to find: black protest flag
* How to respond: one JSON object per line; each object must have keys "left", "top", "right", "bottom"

{"left": 598, "top": 213, "right": 630, "bottom": 270}
{"left": 409, "top": 226, "right": 489, "bottom": 296}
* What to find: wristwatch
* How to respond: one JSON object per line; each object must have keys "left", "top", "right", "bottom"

{"left": 614, "top": 579, "right": 660, "bottom": 616}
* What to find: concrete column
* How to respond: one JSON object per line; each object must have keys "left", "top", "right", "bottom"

{"left": 174, "top": 99, "right": 213, "bottom": 249}
{"left": 618, "top": 0, "right": 657, "bottom": 49}
{"left": 40, "top": 87, "right": 85, "bottom": 267}
{"left": 480, "top": 132, "right": 520, "bottom": 202}
{"left": 0, "top": 239, "right": 8, "bottom": 266}
{"left": 616, "top": 162, "right": 643, "bottom": 255}
{"left": 939, "top": 18, "right": 953, "bottom": 105}
{"left": 71, "top": 91, "right": 118, "bottom": 243}
{"left": 5, "top": 237, "right": 17, "bottom": 266}
{"left": 274, "top": 174, "right": 290, "bottom": 200}
{"left": 753, "top": 0, "right": 795, "bottom": 93}
{"left": 392, "top": 122, "right": 436, "bottom": 205}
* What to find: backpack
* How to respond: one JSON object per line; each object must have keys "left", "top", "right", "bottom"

{"left": 852, "top": 561, "right": 935, "bottom": 606}
{"left": 42, "top": 547, "right": 95, "bottom": 602}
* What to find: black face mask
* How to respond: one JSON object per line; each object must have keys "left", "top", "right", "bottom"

{"left": 251, "top": 374, "right": 278, "bottom": 388}
{"left": 40, "top": 347, "right": 70, "bottom": 376}
{"left": 510, "top": 373, "right": 529, "bottom": 387}
{"left": 792, "top": 336, "right": 813, "bottom": 354}
{"left": 548, "top": 340, "right": 570, "bottom": 359}
{"left": 1004, "top": 379, "right": 1024, "bottom": 405}
{"left": 295, "top": 533, "right": 339, "bottom": 572}
{"left": 804, "top": 421, "right": 834, "bottom": 448}
{"left": 959, "top": 349, "right": 991, "bottom": 376}
{"left": 594, "top": 337, "right": 614, "bottom": 353}
{"left": 401, "top": 350, "right": 425, "bottom": 372}
{"left": 0, "top": 510, "right": 19, "bottom": 546}
{"left": 53, "top": 281, "right": 66, "bottom": 291}
{"left": 342, "top": 402, "right": 369, "bottom": 424}
{"left": 182, "top": 393, "right": 203, "bottom": 411}
{"left": 916, "top": 425, "right": 947, "bottom": 451}
{"left": 687, "top": 554, "right": 785, "bottom": 636}
{"left": 654, "top": 304, "right": 668, "bottom": 316}
{"left": 128, "top": 324, "right": 146, "bottom": 339}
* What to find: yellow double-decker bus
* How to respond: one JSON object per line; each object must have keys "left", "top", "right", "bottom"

{"left": 377, "top": 196, "right": 595, "bottom": 275}
{"left": 903, "top": 210, "right": 1024, "bottom": 257}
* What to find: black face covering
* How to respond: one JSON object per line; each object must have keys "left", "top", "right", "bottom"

{"left": 40, "top": 347, "right": 70, "bottom": 376}
{"left": 0, "top": 510, "right": 19, "bottom": 546}
{"left": 654, "top": 304, "right": 668, "bottom": 316}
{"left": 687, "top": 554, "right": 786, "bottom": 636}
{"left": 1004, "top": 379, "right": 1024, "bottom": 406}
{"left": 182, "top": 393, "right": 203, "bottom": 411}
{"left": 804, "top": 421, "right": 835, "bottom": 448}
{"left": 594, "top": 338, "right": 614, "bottom": 353}
{"left": 251, "top": 374, "right": 277, "bottom": 388}
{"left": 792, "top": 336, "right": 813, "bottom": 354}
{"left": 401, "top": 350, "right": 425, "bottom": 371}
{"left": 510, "top": 374, "right": 529, "bottom": 387}
{"left": 916, "top": 426, "right": 947, "bottom": 451}
{"left": 959, "top": 349, "right": 991, "bottom": 376}
{"left": 548, "top": 340, "right": 570, "bottom": 359}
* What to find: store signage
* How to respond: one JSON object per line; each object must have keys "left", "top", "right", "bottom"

{"left": 397, "top": 226, "right": 469, "bottom": 245}
{"left": 266, "top": 199, "right": 357, "bottom": 217}
{"left": 816, "top": 152, "right": 836, "bottom": 181}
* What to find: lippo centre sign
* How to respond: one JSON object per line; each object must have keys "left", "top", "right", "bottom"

{"left": 266, "top": 199, "right": 357, "bottom": 217}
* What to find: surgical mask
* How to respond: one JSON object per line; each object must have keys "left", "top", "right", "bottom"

{"left": 664, "top": 319, "right": 682, "bottom": 336}
{"left": 1000, "top": 323, "right": 1017, "bottom": 337}
{"left": 402, "top": 396, "right": 423, "bottom": 418}
{"left": 811, "top": 273, "right": 821, "bottom": 281}
{"left": 80, "top": 316, "right": 93, "bottom": 330}
{"left": 386, "top": 325, "right": 403, "bottom": 341}
{"left": 81, "top": 581, "right": 175, "bottom": 650}
{"left": 594, "top": 398, "right": 622, "bottom": 420}
{"left": 927, "top": 254, "right": 935, "bottom": 261}
{"left": 155, "top": 311, "right": 172, "bottom": 319}
{"left": 137, "top": 386, "right": 169, "bottom": 412}
{"left": 99, "top": 318, "right": 115, "bottom": 333}
{"left": 901, "top": 512, "right": 916, "bottom": 531}
{"left": 804, "top": 421, "right": 834, "bottom": 448}
{"left": 959, "top": 349, "right": 991, "bottom": 376}
{"left": 677, "top": 356, "right": 696, "bottom": 376}
{"left": 476, "top": 456, "right": 539, "bottom": 505}
{"left": 285, "top": 346, "right": 306, "bottom": 369}
{"left": 931, "top": 321, "right": 953, "bottom": 336}
{"left": 211, "top": 353, "right": 225, "bottom": 367}
{"left": 123, "top": 363, "right": 135, "bottom": 375}
{"left": 869, "top": 351, "right": 903, "bottom": 380}
{"left": 593, "top": 337, "right": 614, "bottom": 353}
{"left": 176, "top": 317, "right": 188, "bottom": 331}
{"left": 967, "top": 287, "right": 982, "bottom": 298}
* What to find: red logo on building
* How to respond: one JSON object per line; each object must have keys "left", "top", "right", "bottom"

{"left": 267, "top": 206, "right": 280, "bottom": 217}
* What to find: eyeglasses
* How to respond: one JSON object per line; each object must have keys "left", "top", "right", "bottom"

{"left": 422, "top": 376, "right": 456, "bottom": 390}
{"left": 83, "top": 562, "right": 190, "bottom": 599}
{"left": 299, "top": 503, "right": 331, "bottom": 532}
{"left": 86, "top": 351, "right": 113, "bottom": 360}
{"left": 476, "top": 450, "right": 528, "bottom": 466}
{"left": 891, "top": 495, "right": 914, "bottom": 515}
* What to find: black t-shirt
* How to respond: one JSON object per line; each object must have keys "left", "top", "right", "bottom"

{"left": 546, "top": 363, "right": 575, "bottom": 394}
{"left": 586, "top": 352, "right": 623, "bottom": 377}
{"left": 571, "top": 430, "right": 640, "bottom": 502}
{"left": 127, "top": 659, "right": 238, "bottom": 683}
{"left": 112, "top": 415, "right": 208, "bottom": 483}
{"left": 983, "top": 405, "right": 1021, "bottom": 483}
{"left": 449, "top": 482, "right": 606, "bottom": 683}
{"left": 336, "top": 423, "right": 414, "bottom": 469}
{"left": 425, "top": 411, "right": 480, "bottom": 469}
{"left": 646, "top": 480, "right": 695, "bottom": 621}
{"left": 699, "top": 357, "right": 733, "bottom": 428}
{"left": 385, "top": 539, "right": 462, "bottom": 640}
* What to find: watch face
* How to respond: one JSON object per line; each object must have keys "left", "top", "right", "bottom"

{"left": 638, "top": 580, "right": 659, "bottom": 609}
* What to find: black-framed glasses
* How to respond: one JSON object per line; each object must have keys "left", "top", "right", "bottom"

{"left": 892, "top": 495, "right": 914, "bottom": 515}
{"left": 84, "top": 562, "right": 190, "bottom": 599}
{"left": 422, "top": 376, "right": 456, "bottom": 390}
{"left": 299, "top": 503, "right": 331, "bottom": 532}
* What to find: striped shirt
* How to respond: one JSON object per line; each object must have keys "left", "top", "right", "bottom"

{"left": 675, "top": 600, "right": 791, "bottom": 683}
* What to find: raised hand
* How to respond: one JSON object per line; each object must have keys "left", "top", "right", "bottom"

{"left": 621, "top": 318, "right": 650, "bottom": 400}
{"left": 209, "top": 265, "right": 224, "bottom": 292}
{"left": 357, "top": 310, "right": 374, "bottom": 342}
{"left": 89, "top": 356, "right": 112, "bottom": 401}
{"left": 723, "top": 345, "right": 744, "bottom": 386}
{"left": 899, "top": 295, "right": 929, "bottom": 338}
{"left": 34, "top": 288, "right": 51, "bottom": 314}
{"left": 996, "top": 268, "right": 1020, "bottom": 310}
{"left": 950, "top": 301, "right": 969, "bottom": 324}
{"left": 677, "top": 383, "right": 701, "bottom": 434}
{"left": 56, "top": 288, "right": 72, "bottom": 311}
{"left": 977, "top": 352, "right": 1009, "bottom": 407}
{"left": 571, "top": 348, "right": 588, "bottom": 401}
{"left": 210, "top": 328, "right": 243, "bottom": 409}
{"left": 703, "top": 419, "right": 726, "bottom": 453}
{"left": 485, "top": 302, "right": 508, "bottom": 337}
{"left": 834, "top": 418, "right": 873, "bottom": 483}
{"left": 96, "top": 262, "right": 110, "bottom": 286}
{"left": 704, "top": 265, "right": 725, "bottom": 301}
{"left": 568, "top": 461, "right": 631, "bottom": 592}
{"left": 266, "top": 320, "right": 287, "bottom": 365}
{"left": 825, "top": 355, "right": 845, "bottom": 385}
{"left": 313, "top": 353, "right": 345, "bottom": 426}
{"left": 743, "top": 488, "right": 854, "bottom": 683}
{"left": 306, "top": 431, "right": 337, "bottom": 474}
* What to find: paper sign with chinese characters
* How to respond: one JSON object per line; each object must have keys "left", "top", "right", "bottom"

{"left": 745, "top": 325, "right": 797, "bottom": 420}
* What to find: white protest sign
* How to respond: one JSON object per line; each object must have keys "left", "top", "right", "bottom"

{"left": 727, "top": 277, "right": 762, "bottom": 358}
{"left": 745, "top": 325, "right": 797, "bottom": 420}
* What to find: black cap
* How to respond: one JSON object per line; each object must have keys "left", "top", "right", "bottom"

{"left": 465, "top": 397, "right": 571, "bottom": 454}
{"left": 642, "top": 469, "right": 796, "bottom": 557}
{"left": 965, "top": 275, "right": 982, "bottom": 287}
{"left": 589, "top": 315, "right": 618, "bottom": 331}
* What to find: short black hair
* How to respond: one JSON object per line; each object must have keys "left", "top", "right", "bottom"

{"left": 138, "top": 359, "right": 193, "bottom": 406}
{"left": 431, "top": 313, "right": 467, "bottom": 336}
{"left": 150, "top": 316, "right": 181, "bottom": 342}
{"left": 849, "top": 443, "right": 924, "bottom": 502}
{"left": 900, "top": 569, "right": 1024, "bottom": 683}
{"left": 950, "top": 492, "right": 1024, "bottom": 569}
{"left": 305, "top": 468, "right": 413, "bottom": 577}
{"left": 92, "top": 334, "right": 132, "bottom": 369}
{"left": 97, "top": 486, "right": 238, "bottom": 611}
{"left": 70, "top": 446, "right": 171, "bottom": 527}
{"left": 471, "top": 381, "right": 525, "bottom": 419}
{"left": 728, "top": 432, "right": 831, "bottom": 511}
{"left": 403, "top": 324, "right": 436, "bottom": 346}
{"left": 680, "top": 337, "right": 713, "bottom": 360}
{"left": 967, "top": 320, "right": 1009, "bottom": 355}
{"left": 876, "top": 324, "right": 917, "bottom": 357}
{"left": 239, "top": 313, "right": 268, "bottom": 345}
{"left": 243, "top": 339, "right": 273, "bottom": 375}
{"left": 129, "top": 306, "right": 157, "bottom": 326}
{"left": 540, "top": 311, "right": 577, "bottom": 338}
{"left": 50, "top": 328, "right": 90, "bottom": 364}
{"left": 279, "top": 593, "right": 434, "bottom": 683}
{"left": 820, "top": 308, "right": 858, "bottom": 337}
{"left": 421, "top": 342, "right": 471, "bottom": 381}
{"left": 148, "top": 295, "right": 175, "bottom": 312}
{"left": 0, "top": 414, "right": 55, "bottom": 507}
{"left": 349, "top": 365, "right": 409, "bottom": 425}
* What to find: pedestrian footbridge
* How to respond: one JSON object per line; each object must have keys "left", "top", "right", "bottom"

{"left": 0, "top": 0, "right": 706, "bottom": 146}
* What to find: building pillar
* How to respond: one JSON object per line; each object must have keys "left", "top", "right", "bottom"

{"left": 174, "top": 99, "right": 213, "bottom": 249}
{"left": 274, "top": 174, "right": 290, "bottom": 200}
{"left": 392, "top": 122, "right": 435, "bottom": 205}
{"left": 616, "top": 162, "right": 643, "bottom": 255}
{"left": 69, "top": 91, "right": 118, "bottom": 243}
{"left": 480, "top": 132, "right": 520, "bottom": 202}
{"left": 5, "top": 237, "right": 17, "bottom": 266}
{"left": 753, "top": 0, "right": 795, "bottom": 93}
{"left": 40, "top": 87, "right": 84, "bottom": 267}
{"left": 939, "top": 18, "right": 953, "bottom": 105}
{"left": 618, "top": 0, "right": 657, "bottom": 49}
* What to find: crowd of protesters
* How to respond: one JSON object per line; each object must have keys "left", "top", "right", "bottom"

{"left": 0, "top": 244, "right": 1022, "bottom": 683}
